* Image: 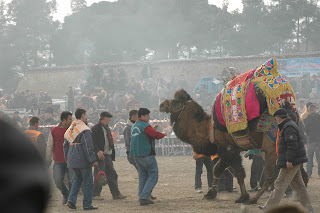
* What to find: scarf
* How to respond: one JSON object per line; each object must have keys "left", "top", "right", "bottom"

{"left": 64, "top": 119, "right": 90, "bottom": 143}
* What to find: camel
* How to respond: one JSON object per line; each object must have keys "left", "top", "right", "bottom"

{"left": 159, "top": 89, "right": 308, "bottom": 204}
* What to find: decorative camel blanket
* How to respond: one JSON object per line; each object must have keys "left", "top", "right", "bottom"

{"left": 256, "top": 111, "right": 278, "bottom": 143}
{"left": 222, "top": 69, "right": 259, "bottom": 133}
{"left": 216, "top": 57, "right": 296, "bottom": 134}
{"left": 251, "top": 57, "right": 296, "bottom": 115}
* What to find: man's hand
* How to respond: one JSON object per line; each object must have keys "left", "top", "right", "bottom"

{"left": 193, "top": 153, "right": 198, "bottom": 160}
{"left": 93, "top": 162, "right": 98, "bottom": 167}
{"left": 97, "top": 150, "right": 105, "bottom": 160}
{"left": 286, "top": 161, "right": 293, "bottom": 169}
{"left": 244, "top": 153, "right": 249, "bottom": 158}
{"left": 46, "top": 160, "right": 51, "bottom": 167}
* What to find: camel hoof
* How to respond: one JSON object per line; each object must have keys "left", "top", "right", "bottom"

{"left": 235, "top": 194, "right": 250, "bottom": 203}
{"left": 203, "top": 189, "right": 217, "bottom": 200}
{"left": 244, "top": 197, "right": 257, "bottom": 205}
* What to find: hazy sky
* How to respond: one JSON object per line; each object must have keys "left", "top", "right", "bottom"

{"left": 3, "top": 0, "right": 271, "bottom": 22}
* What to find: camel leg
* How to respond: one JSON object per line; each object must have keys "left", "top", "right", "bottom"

{"left": 229, "top": 152, "right": 250, "bottom": 203}
{"left": 246, "top": 134, "right": 277, "bottom": 204}
{"left": 203, "top": 158, "right": 229, "bottom": 200}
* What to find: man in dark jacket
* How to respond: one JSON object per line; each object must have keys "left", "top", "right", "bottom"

{"left": 259, "top": 108, "right": 313, "bottom": 213}
{"left": 91, "top": 111, "right": 126, "bottom": 200}
{"left": 123, "top": 109, "right": 138, "bottom": 170}
{"left": 63, "top": 108, "right": 98, "bottom": 210}
{"left": 304, "top": 104, "right": 320, "bottom": 177}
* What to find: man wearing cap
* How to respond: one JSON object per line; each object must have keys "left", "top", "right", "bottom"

{"left": 304, "top": 104, "right": 320, "bottom": 177}
{"left": 91, "top": 111, "right": 126, "bottom": 200}
{"left": 258, "top": 108, "right": 313, "bottom": 213}
{"left": 130, "top": 108, "right": 166, "bottom": 206}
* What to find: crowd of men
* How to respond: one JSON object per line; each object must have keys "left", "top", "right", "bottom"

{"left": 16, "top": 106, "right": 165, "bottom": 210}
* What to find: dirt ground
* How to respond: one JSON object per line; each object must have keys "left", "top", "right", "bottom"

{"left": 46, "top": 156, "right": 320, "bottom": 213}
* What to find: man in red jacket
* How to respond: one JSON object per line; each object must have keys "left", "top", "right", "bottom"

{"left": 46, "top": 111, "right": 73, "bottom": 205}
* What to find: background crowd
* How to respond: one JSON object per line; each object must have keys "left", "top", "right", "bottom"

{"left": 0, "top": 68, "right": 320, "bottom": 142}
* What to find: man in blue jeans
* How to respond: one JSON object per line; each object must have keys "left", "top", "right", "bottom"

{"left": 64, "top": 108, "right": 98, "bottom": 210}
{"left": 130, "top": 108, "right": 166, "bottom": 206}
{"left": 47, "top": 111, "right": 74, "bottom": 204}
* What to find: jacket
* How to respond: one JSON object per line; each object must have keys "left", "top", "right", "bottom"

{"left": 46, "top": 123, "right": 68, "bottom": 165}
{"left": 123, "top": 119, "right": 134, "bottom": 153}
{"left": 304, "top": 112, "right": 320, "bottom": 143}
{"left": 277, "top": 118, "right": 307, "bottom": 168}
{"left": 24, "top": 127, "right": 46, "bottom": 159}
{"left": 91, "top": 123, "right": 115, "bottom": 161}
{"left": 130, "top": 120, "right": 165, "bottom": 157}
{"left": 63, "top": 130, "right": 97, "bottom": 168}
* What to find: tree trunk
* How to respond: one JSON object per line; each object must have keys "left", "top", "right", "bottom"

{"left": 305, "top": 16, "right": 309, "bottom": 52}
{"left": 297, "top": 18, "right": 300, "bottom": 52}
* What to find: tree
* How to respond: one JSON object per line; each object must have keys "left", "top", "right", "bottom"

{"left": 7, "top": 0, "right": 58, "bottom": 70}
{"left": 71, "top": 0, "right": 87, "bottom": 13}
{"left": 0, "top": 1, "right": 20, "bottom": 90}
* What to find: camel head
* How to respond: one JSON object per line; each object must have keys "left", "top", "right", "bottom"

{"left": 159, "top": 89, "right": 192, "bottom": 114}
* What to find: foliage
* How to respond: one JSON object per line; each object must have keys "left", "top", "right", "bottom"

{"left": 1, "top": 0, "right": 320, "bottom": 90}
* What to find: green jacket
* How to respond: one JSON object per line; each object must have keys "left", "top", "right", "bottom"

{"left": 130, "top": 120, "right": 155, "bottom": 157}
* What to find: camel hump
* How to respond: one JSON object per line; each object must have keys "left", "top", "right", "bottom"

{"left": 174, "top": 89, "right": 191, "bottom": 102}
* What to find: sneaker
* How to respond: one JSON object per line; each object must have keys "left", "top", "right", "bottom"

{"left": 62, "top": 196, "right": 68, "bottom": 205}
{"left": 139, "top": 199, "right": 154, "bottom": 206}
{"left": 67, "top": 201, "right": 76, "bottom": 209}
{"left": 83, "top": 205, "right": 98, "bottom": 210}
{"left": 150, "top": 195, "right": 157, "bottom": 200}
{"left": 113, "top": 194, "right": 127, "bottom": 200}
{"left": 195, "top": 188, "right": 202, "bottom": 193}
{"left": 258, "top": 205, "right": 266, "bottom": 210}
{"left": 92, "top": 196, "right": 104, "bottom": 200}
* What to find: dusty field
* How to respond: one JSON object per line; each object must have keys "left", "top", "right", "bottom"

{"left": 46, "top": 156, "right": 320, "bottom": 213}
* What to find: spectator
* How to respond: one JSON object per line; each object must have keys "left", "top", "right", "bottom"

{"left": 301, "top": 102, "right": 313, "bottom": 121}
{"left": 24, "top": 116, "right": 46, "bottom": 159}
{"left": 123, "top": 109, "right": 138, "bottom": 170}
{"left": 45, "top": 101, "right": 54, "bottom": 115}
{"left": 304, "top": 104, "right": 320, "bottom": 177}
{"left": 309, "top": 88, "right": 320, "bottom": 103}
{"left": 298, "top": 100, "right": 306, "bottom": 115}
{"left": 43, "top": 92, "right": 52, "bottom": 103}
{"left": 192, "top": 149, "right": 213, "bottom": 193}
{"left": 27, "top": 103, "right": 41, "bottom": 116}
{"left": 12, "top": 111, "right": 23, "bottom": 128}
{"left": 66, "top": 86, "right": 75, "bottom": 112}
{"left": 81, "top": 90, "right": 93, "bottom": 110}
{"left": 63, "top": 108, "right": 98, "bottom": 210}
{"left": 244, "top": 149, "right": 265, "bottom": 191}
{"left": 46, "top": 111, "right": 74, "bottom": 204}
{"left": 91, "top": 111, "right": 127, "bottom": 200}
